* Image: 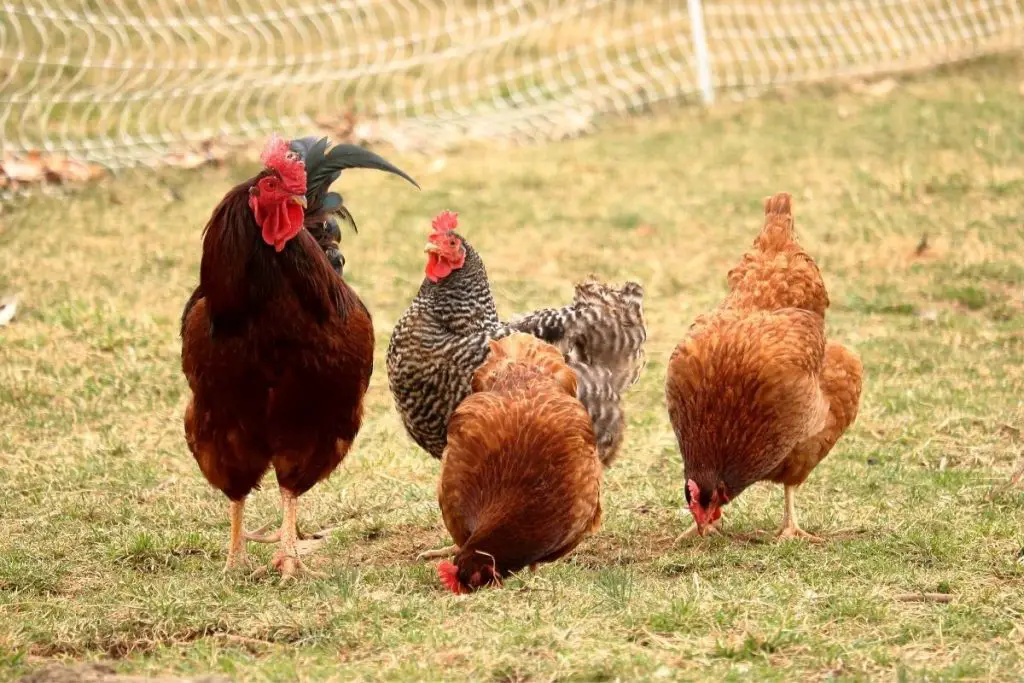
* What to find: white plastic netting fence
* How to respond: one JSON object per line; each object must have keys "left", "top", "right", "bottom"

{"left": 1, "top": 0, "right": 1022, "bottom": 170}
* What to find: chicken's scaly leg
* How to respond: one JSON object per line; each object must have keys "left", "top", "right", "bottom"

{"left": 775, "top": 485, "right": 819, "bottom": 541}
{"left": 673, "top": 520, "right": 722, "bottom": 545}
{"left": 274, "top": 488, "right": 326, "bottom": 580}
{"left": 249, "top": 488, "right": 326, "bottom": 580}
{"left": 416, "top": 544, "right": 459, "bottom": 561}
{"left": 224, "top": 499, "right": 250, "bottom": 572}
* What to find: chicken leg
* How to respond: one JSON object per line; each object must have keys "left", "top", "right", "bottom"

{"left": 224, "top": 499, "right": 250, "bottom": 572}
{"left": 417, "top": 544, "right": 459, "bottom": 561}
{"left": 673, "top": 519, "right": 722, "bottom": 544}
{"left": 251, "top": 487, "right": 325, "bottom": 580}
{"left": 775, "top": 485, "right": 819, "bottom": 541}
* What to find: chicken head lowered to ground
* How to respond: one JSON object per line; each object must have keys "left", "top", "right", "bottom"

{"left": 665, "top": 192, "right": 863, "bottom": 542}
{"left": 435, "top": 333, "right": 603, "bottom": 594}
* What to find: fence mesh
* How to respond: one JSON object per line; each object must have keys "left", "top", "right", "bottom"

{"left": 1, "top": 0, "right": 1022, "bottom": 169}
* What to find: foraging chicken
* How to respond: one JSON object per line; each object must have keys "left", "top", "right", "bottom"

{"left": 386, "top": 210, "right": 647, "bottom": 468}
{"left": 665, "top": 192, "right": 862, "bottom": 540}
{"left": 436, "top": 334, "right": 603, "bottom": 593}
{"left": 181, "top": 134, "right": 417, "bottom": 578}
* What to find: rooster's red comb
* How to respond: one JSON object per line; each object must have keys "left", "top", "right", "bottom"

{"left": 260, "top": 133, "right": 291, "bottom": 169}
{"left": 438, "top": 560, "right": 469, "bottom": 595}
{"left": 260, "top": 133, "right": 306, "bottom": 191}
{"left": 431, "top": 210, "right": 458, "bottom": 234}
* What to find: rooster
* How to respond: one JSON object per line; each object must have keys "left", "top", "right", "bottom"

{"left": 180, "top": 134, "right": 417, "bottom": 578}
{"left": 436, "top": 334, "right": 602, "bottom": 593}
{"left": 386, "top": 211, "right": 647, "bottom": 476}
{"left": 665, "top": 192, "right": 862, "bottom": 541}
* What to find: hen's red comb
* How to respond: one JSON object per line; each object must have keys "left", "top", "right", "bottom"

{"left": 431, "top": 210, "right": 458, "bottom": 234}
{"left": 438, "top": 560, "right": 469, "bottom": 594}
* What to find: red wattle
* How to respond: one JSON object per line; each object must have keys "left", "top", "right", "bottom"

{"left": 425, "top": 253, "right": 454, "bottom": 283}
{"left": 253, "top": 199, "right": 304, "bottom": 252}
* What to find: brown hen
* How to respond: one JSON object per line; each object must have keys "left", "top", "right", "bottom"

{"left": 665, "top": 192, "right": 863, "bottom": 541}
{"left": 434, "top": 334, "right": 603, "bottom": 593}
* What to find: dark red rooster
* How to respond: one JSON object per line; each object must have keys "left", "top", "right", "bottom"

{"left": 181, "top": 134, "right": 417, "bottom": 579}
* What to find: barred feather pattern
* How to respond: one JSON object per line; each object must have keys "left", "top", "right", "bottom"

{"left": 387, "top": 239, "right": 505, "bottom": 458}
{"left": 506, "top": 278, "right": 647, "bottom": 465}
{"left": 386, "top": 236, "right": 648, "bottom": 465}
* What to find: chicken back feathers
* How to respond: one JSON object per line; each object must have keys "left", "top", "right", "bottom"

{"left": 724, "top": 192, "right": 830, "bottom": 317}
{"left": 438, "top": 334, "right": 602, "bottom": 593}
{"left": 506, "top": 278, "right": 647, "bottom": 465}
{"left": 665, "top": 192, "right": 862, "bottom": 525}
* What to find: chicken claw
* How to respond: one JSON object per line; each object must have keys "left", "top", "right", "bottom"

{"left": 673, "top": 521, "right": 722, "bottom": 545}
{"left": 272, "top": 550, "right": 326, "bottom": 580}
{"left": 416, "top": 544, "right": 459, "bottom": 561}
{"left": 244, "top": 521, "right": 313, "bottom": 544}
{"left": 223, "top": 547, "right": 255, "bottom": 574}
{"left": 775, "top": 485, "right": 821, "bottom": 542}
{"left": 775, "top": 526, "right": 820, "bottom": 541}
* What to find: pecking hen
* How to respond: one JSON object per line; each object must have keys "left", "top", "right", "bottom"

{"left": 386, "top": 210, "right": 647, "bottom": 468}
{"left": 435, "top": 334, "right": 603, "bottom": 593}
{"left": 180, "top": 134, "right": 417, "bottom": 578}
{"left": 665, "top": 192, "right": 863, "bottom": 541}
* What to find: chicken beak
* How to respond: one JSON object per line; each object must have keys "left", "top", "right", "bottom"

{"left": 424, "top": 243, "right": 441, "bottom": 254}
{"left": 290, "top": 195, "right": 308, "bottom": 209}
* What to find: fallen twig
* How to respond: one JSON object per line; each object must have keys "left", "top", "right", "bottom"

{"left": 893, "top": 592, "right": 954, "bottom": 603}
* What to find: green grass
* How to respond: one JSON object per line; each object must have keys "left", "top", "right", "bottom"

{"left": 2, "top": 55, "right": 1024, "bottom": 681}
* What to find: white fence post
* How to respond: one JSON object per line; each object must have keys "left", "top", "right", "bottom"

{"left": 687, "top": 0, "right": 715, "bottom": 105}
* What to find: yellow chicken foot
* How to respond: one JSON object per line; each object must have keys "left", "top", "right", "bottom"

{"left": 416, "top": 544, "right": 459, "bottom": 561}
{"left": 250, "top": 488, "right": 325, "bottom": 580}
{"left": 223, "top": 499, "right": 251, "bottom": 573}
{"left": 775, "top": 485, "right": 820, "bottom": 541}
{"left": 673, "top": 519, "right": 722, "bottom": 545}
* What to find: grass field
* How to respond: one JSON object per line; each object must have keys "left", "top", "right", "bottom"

{"left": 1, "top": 55, "right": 1023, "bottom": 681}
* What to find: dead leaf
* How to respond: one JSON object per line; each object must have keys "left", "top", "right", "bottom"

{"left": 999, "top": 424, "right": 1020, "bottom": 441}
{"left": 851, "top": 78, "right": 898, "bottom": 99}
{"left": 43, "top": 156, "right": 105, "bottom": 183}
{"left": 893, "top": 592, "right": 954, "bottom": 603}
{"left": 0, "top": 294, "right": 19, "bottom": 327}
{"left": 1, "top": 156, "right": 45, "bottom": 182}
{"left": 163, "top": 151, "right": 208, "bottom": 169}
{"left": 914, "top": 233, "right": 929, "bottom": 256}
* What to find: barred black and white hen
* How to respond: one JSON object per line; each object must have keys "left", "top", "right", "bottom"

{"left": 386, "top": 211, "right": 647, "bottom": 466}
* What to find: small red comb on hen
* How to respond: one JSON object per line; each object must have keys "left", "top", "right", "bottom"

{"left": 431, "top": 210, "right": 458, "bottom": 234}
{"left": 438, "top": 560, "right": 469, "bottom": 595}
